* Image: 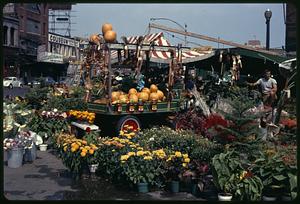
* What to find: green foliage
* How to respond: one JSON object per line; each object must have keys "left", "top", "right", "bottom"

{"left": 212, "top": 150, "right": 263, "bottom": 200}
{"left": 27, "top": 113, "right": 69, "bottom": 143}
{"left": 214, "top": 87, "right": 263, "bottom": 157}
{"left": 25, "top": 87, "right": 50, "bottom": 109}
{"left": 42, "top": 95, "right": 87, "bottom": 112}
{"left": 253, "top": 149, "right": 297, "bottom": 199}
{"left": 83, "top": 131, "right": 101, "bottom": 145}
{"left": 139, "top": 126, "right": 222, "bottom": 162}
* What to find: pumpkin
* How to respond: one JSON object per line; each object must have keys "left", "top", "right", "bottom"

{"left": 128, "top": 88, "right": 138, "bottom": 95}
{"left": 129, "top": 94, "right": 138, "bottom": 103}
{"left": 157, "top": 90, "right": 164, "bottom": 100}
{"left": 104, "top": 30, "right": 117, "bottom": 43}
{"left": 102, "top": 23, "right": 113, "bottom": 35}
{"left": 150, "top": 84, "right": 158, "bottom": 93}
{"left": 119, "top": 94, "right": 128, "bottom": 103}
{"left": 89, "top": 34, "right": 101, "bottom": 44}
{"left": 149, "top": 92, "right": 159, "bottom": 101}
{"left": 138, "top": 92, "right": 149, "bottom": 102}
{"left": 142, "top": 87, "right": 151, "bottom": 95}
{"left": 111, "top": 91, "right": 121, "bottom": 102}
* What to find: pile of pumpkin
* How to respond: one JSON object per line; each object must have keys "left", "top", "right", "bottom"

{"left": 110, "top": 84, "right": 165, "bottom": 104}
{"left": 89, "top": 23, "right": 117, "bottom": 44}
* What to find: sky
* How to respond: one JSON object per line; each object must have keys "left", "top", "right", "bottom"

{"left": 71, "top": 3, "right": 286, "bottom": 49}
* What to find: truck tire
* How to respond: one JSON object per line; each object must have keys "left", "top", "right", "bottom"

{"left": 116, "top": 115, "right": 141, "bottom": 134}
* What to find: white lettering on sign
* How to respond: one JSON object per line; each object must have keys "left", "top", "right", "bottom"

{"left": 49, "top": 34, "right": 79, "bottom": 47}
{"left": 37, "top": 52, "right": 64, "bottom": 64}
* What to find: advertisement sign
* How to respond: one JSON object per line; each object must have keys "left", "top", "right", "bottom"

{"left": 49, "top": 33, "right": 79, "bottom": 47}
{"left": 37, "top": 52, "right": 64, "bottom": 64}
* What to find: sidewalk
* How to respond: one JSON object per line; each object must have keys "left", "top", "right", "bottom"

{"left": 4, "top": 149, "right": 206, "bottom": 200}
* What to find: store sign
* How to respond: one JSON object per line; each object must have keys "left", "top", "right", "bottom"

{"left": 49, "top": 33, "right": 79, "bottom": 47}
{"left": 37, "top": 52, "right": 64, "bottom": 64}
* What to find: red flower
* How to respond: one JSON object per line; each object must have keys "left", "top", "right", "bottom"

{"left": 204, "top": 114, "right": 229, "bottom": 130}
{"left": 85, "top": 127, "right": 91, "bottom": 133}
{"left": 227, "top": 135, "right": 236, "bottom": 142}
{"left": 244, "top": 171, "right": 253, "bottom": 179}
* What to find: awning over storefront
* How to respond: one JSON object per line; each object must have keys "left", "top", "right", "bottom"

{"left": 111, "top": 32, "right": 215, "bottom": 64}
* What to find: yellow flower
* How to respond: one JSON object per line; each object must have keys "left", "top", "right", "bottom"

{"left": 130, "top": 145, "right": 137, "bottom": 148}
{"left": 119, "top": 130, "right": 124, "bottom": 136}
{"left": 136, "top": 151, "right": 145, "bottom": 156}
{"left": 144, "top": 156, "right": 153, "bottom": 160}
{"left": 81, "top": 148, "right": 88, "bottom": 153}
{"left": 71, "top": 147, "right": 77, "bottom": 152}
{"left": 81, "top": 151, "right": 86, "bottom": 157}
{"left": 129, "top": 132, "right": 135, "bottom": 136}
{"left": 184, "top": 158, "right": 190, "bottom": 163}
{"left": 137, "top": 147, "right": 143, "bottom": 151}
{"left": 120, "top": 155, "right": 130, "bottom": 161}
{"left": 89, "top": 149, "right": 94, "bottom": 155}
{"left": 112, "top": 149, "right": 116, "bottom": 152}
{"left": 182, "top": 154, "right": 189, "bottom": 159}
{"left": 175, "top": 151, "right": 182, "bottom": 158}
{"left": 182, "top": 163, "right": 187, "bottom": 168}
{"left": 127, "top": 152, "right": 136, "bottom": 156}
{"left": 63, "top": 146, "right": 68, "bottom": 152}
{"left": 239, "top": 171, "right": 248, "bottom": 180}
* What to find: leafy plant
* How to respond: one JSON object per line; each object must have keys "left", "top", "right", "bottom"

{"left": 25, "top": 87, "right": 50, "bottom": 109}
{"left": 212, "top": 150, "right": 263, "bottom": 200}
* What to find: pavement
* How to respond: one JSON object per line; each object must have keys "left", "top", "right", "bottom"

{"left": 3, "top": 149, "right": 206, "bottom": 201}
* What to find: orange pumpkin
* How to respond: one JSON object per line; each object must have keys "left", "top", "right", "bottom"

{"left": 142, "top": 87, "right": 151, "bottom": 95}
{"left": 150, "top": 84, "right": 158, "bottom": 93}
{"left": 89, "top": 34, "right": 101, "bottom": 44}
{"left": 149, "top": 92, "right": 159, "bottom": 101}
{"left": 157, "top": 90, "right": 164, "bottom": 100}
{"left": 138, "top": 92, "right": 149, "bottom": 102}
{"left": 102, "top": 23, "right": 113, "bottom": 35}
{"left": 128, "top": 88, "right": 138, "bottom": 95}
{"left": 111, "top": 91, "right": 120, "bottom": 102}
{"left": 129, "top": 94, "right": 138, "bottom": 103}
{"left": 119, "top": 94, "right": 128, "bottom": 103}
{"left": 104, "top": 30, "right": 117, "bottom": 43}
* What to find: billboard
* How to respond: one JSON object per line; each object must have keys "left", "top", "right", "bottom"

{"left": 37, "top": 52, "right": 64, "bottom": 64}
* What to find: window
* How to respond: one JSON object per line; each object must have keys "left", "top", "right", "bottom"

{"left": 10, "top": 27, "right": 15, "bottom": 46}
{"left": 43, "top": 23, "right": 46, "bottom": 35}
{"left": 26, "top": 18, "right": 41, "bottom": 34}
{"left": 3, "top": 26, "right": 8, "bottom": 45}
{"left": 25, "top": 3, "right": 40, "bottom": 13}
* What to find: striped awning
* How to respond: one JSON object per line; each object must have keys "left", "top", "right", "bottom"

{"left": 111, "top": 32, "right": 215, "bottom": 64}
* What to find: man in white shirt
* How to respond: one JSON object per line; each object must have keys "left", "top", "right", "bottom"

{"left": 247, "top": 69, "right": 277, "bottom": 107}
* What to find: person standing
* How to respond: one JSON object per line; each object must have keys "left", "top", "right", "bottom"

{"left": 247, "top": 69, "right": 277, "bottom": 107}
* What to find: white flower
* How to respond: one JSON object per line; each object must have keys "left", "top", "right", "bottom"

{"left": 53, "top": 108, "right": 58, "bottom": 112}
{"left": 149, "top": 137, "right": 154, "bottom": 141}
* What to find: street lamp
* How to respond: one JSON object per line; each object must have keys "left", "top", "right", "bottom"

{"left": 150, "top": 17, "right": 187, "bottom": 46}
{"left": 264, "top": 9, "right": 272, "bottom": 50}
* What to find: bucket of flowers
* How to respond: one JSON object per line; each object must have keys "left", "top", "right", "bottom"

{"left": 165, "top": 151, "right": 191, "bottom": 193}
{"left": 120, "top": 148, "right": 166, "bottom": 193}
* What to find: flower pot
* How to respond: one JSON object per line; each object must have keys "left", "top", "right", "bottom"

{"left": 24, "top": 144, "right": 37, "bottom": 162}
{"left": 137, "top": 182, "right": 149, "bottom": 193}
{"left": 170, "top": 181, "right": 180, "bottom": 193}
{"left": 190, "top": 183, "right": 199, "bottom": 196}
{"left": 218, "top": 193, "right": 233, "bottom": 201}
{"left": 7, "top": 147, "right": 24, "bottom": 168}
{"left": 262, "top": 195, "right": 277, "bottom": 201}
{"left": 39, "top": 144, "right": 48, "bottom": 151}
{"left": 88, "top": 164, "right": 99, "bottom": 173}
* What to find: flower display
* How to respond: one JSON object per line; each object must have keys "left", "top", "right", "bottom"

{"left": 3, "top": 131, "right": 34, "bottom": 150}
{"left": 68, "top": 110, "right": 96, "bottom": 124}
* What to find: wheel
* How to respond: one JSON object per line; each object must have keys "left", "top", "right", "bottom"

{"left": 9, "top": 84, "right": 13, "bottom": 89}
{"left": 116, "top": 115, "right": 141, "bottom": 134}
{"left": 20, "top": 84, "right": 23, "bottom": 88}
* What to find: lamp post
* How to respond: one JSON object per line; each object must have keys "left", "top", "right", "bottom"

{"left": 264, "top": 9, "right": 272, "bottom": 50}
{"left": 150, "top": 17, "right": 187, "bottom": 46}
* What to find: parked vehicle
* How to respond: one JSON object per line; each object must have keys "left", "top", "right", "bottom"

{"left": 27, "top": 77, "right": 41, "bottom": 88}
{"left": 43, "top": 77, "right": 56, "bottom": 86}
{"left": 3, "top": 77, "right": 23, "bottom": 89}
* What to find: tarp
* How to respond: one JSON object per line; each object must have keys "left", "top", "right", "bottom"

{"left": 111, "top": 32, "right": 215, "bottom": 64}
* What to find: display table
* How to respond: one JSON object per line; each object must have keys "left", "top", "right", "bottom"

{"left": 71, "top": 122, "right": 99, "bottom": 138}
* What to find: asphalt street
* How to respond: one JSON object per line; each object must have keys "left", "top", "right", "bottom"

{"left": 3, "top": 86, "right": 31, "bottom": 98}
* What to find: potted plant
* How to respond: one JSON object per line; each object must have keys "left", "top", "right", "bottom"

{"left": 212, "top": 150, "right": 264, "bottom": 201}
{"left": 120, "top": 149, "right": 165, "bottom": 193}
{"left": 253, "top": 145, "right": 297, "bottom": 201}
{"left": 165, "top": 151, "right": 190, "bottom": 193}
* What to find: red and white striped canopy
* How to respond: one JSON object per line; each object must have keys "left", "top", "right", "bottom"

{"left": 111, "top": 32, "right": 214, "bottom": 64}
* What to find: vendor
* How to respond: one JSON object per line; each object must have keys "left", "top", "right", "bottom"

{"left": 247, "top": 69, "right": 277, "bottom": 107}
